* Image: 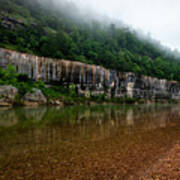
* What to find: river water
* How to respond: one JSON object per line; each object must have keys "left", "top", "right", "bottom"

{"left": 0, "top": 105, "right": 179, "bottom": 179}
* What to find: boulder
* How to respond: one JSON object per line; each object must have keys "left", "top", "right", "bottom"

{"left": 23, "top": 88, "right": 47, "bottom": 106}
{"left": 0, "top": 85, "right": 18, "bottom": 106}
{"left": 49, "top": 99, "right": 64, "bottom": 106}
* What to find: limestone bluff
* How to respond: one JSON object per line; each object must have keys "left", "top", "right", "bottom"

{"left": 0, "top": 48, "right": 180, "bottom": 101}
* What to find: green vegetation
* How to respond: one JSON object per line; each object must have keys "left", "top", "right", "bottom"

{"left": 0, "top": 0, "right": 180, "bottom": 81}
{"left": 0, "top": 65, "right": 77, "bottom": 100}
{"left": 0, "top": 65, "right": 142, "bottom": 105}
{"left": 0, "top": 65, "right": 36, "bottom": 95}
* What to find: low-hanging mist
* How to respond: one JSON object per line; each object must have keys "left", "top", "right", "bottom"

{"left": 0, "top": 0, "right": 180, "bottom": 81}
{"left": 39, "top": 0, "right": 180, "bottom": 58}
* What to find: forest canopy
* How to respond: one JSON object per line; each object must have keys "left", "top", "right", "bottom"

{"left": 0, "top": 0, "right": 180, "bottom": 81}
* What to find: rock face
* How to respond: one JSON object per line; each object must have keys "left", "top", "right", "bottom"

{"left": 0, "top": 12, "right": 25, "bottom": 30}
{"left": 23, "top": 89, "right": 47, "bottom": 106}
{"left": 0, "top": 48, "right": 180, "bottom": 101}
{"left": 0, "top": 85, "right": 18, "bottom": 106}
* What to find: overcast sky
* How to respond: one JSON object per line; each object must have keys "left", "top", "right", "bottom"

{"left": 72, "top": 0, "right": 180, "bottom": 51}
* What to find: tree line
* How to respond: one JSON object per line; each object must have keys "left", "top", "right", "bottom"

{"left": 0, "top": 0, "right": 180, "bottom": 81}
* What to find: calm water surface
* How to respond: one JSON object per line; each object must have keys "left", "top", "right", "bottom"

{"left": 0, "top": 105, "right": 179, "bottom": 179}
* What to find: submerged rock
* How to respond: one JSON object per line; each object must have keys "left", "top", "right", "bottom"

{"left": 0, "top": 85, "right": 18, "bottom": 106}
{"left": 23, "top": 88, "right": 47, "bottom": 106}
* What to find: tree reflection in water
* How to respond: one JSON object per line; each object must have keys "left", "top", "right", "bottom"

{"left": 0, "top": 105, "right": 179, "bottom": 179}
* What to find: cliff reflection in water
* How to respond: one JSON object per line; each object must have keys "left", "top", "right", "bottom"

{"left": 0, "top": 105, "right": 179, "bottom": 143}
{"left": 0, "top": 105, "right": 180, "bottom": 180}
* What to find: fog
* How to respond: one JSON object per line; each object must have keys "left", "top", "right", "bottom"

{"left": 39, "top": 0, "right": 180, "bottom": 51}
{"left": 74, "top": 0, "right": 180, "bottom": 51}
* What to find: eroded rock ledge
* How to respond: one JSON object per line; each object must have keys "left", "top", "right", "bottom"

{"left": 0, "top": 48, "right": 180, "bottom": 102}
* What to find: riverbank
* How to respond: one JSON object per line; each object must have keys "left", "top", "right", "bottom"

{"left": 0, "top": 65, "right": 179, "bottom": 107}
{"left": 0, "top": 84, "right": 178, "bottom": 108}
{"left": 1, "top": 48, "right": 180, "bottom": 106}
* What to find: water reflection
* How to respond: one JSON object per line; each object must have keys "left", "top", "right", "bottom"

{"left": 0, "top": 105, "right": 180, "bottom": 179}
{"left": 0, "top": 105, "right": 179, "bottom": 127}
{"left": 0, "top": 105, "right": 179, "bottom": 141}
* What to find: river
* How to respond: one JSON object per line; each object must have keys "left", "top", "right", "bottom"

{"left": 0, "top": 104, "right": 179, "bottom": 179}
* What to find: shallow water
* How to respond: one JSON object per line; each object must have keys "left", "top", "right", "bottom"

{"left": 0, "top": 104, "right": 179, "bottom": 179}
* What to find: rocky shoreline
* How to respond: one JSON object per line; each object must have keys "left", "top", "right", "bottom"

{"left": 0, "top": 85, "right": 19, "bottom": 106}
{"left": 0, "top": 85, "right": 179, "bottom": 108}
{"left": 0, "top": 85, "right": 63, "bottom": 107}
{"left": 1, "top": 48, "right": 180, "bottom": 103}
